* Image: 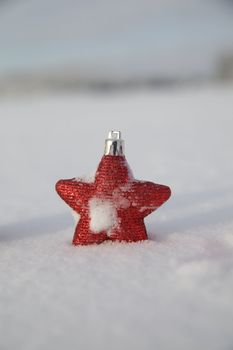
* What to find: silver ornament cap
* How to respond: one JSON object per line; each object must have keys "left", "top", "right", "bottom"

{"left": 104, "top": 131, "right": 124, "bottom": 156}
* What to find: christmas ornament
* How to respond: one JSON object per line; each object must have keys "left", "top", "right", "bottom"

{"left": 56, "top": 131, "right": 171, "bottom": 245}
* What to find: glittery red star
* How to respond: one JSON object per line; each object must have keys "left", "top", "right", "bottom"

{"left": 56, "top": 155, "right": 171, "bottom": 245}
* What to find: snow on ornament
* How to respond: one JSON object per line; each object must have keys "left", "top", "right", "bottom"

{"left": 56, "top": 131, "right": 171, "bottom": 245}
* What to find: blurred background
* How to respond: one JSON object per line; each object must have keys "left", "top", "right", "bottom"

{"left": 0, "top": 0, "right": 233, "bottom": 94}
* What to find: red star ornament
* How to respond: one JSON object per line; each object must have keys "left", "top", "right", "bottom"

{"left": 56, "top": 131, "right": 171, "bottom": 245}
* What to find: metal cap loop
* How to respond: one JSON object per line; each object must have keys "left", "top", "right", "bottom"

{"left": 104, "top": 131, "right": 124, "bottom": 156}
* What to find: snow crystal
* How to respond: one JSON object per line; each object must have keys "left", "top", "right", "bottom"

{"left": 139, "top": 205, "right": 158, "bottom": 212}
{"left": 112, "top": 188, "right": 130, "bottom": 209}
{"left": 123, "top": 158, "right": 134, "bottom": 180}
{"left": 119, "top": 183, "right": 132, "bottom": 192}
{"left": 89, "top": 197, "right": 118, "bottom": 235}
{"left": 75, "top": 172, "right": 95, "bottom": 183}
{"left": 115, "top": 196, "right": 130, "bottom": 209}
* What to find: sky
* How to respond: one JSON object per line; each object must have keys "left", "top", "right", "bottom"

{"left": 0, "top": 0, "right": 233, "bottom": 78}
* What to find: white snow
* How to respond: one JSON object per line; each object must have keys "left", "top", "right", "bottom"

{"left": 139, "top": 205, "right": 158, "bottom": 212}
{"left": 75, "top": 172, "right": 95, "bottom": 183}
{"left": 0, "top": 84, "right": 233, "bottom": 350}
{"left": 112, "top": 188, "right": 131, "bottom": 209}
{"left": 123, "top": 158, "right": 134, "bottom": 180}
{"left": 89, "top": 197, "right": 118, "bottom": 234}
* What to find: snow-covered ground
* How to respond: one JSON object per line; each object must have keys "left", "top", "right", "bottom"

{"left": 0, "top": 84, "right": 233, "bottom": 350}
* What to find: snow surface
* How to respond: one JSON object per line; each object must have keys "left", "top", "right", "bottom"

{"left": 0, "top": 84, "right": 233, "bottom": 350}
